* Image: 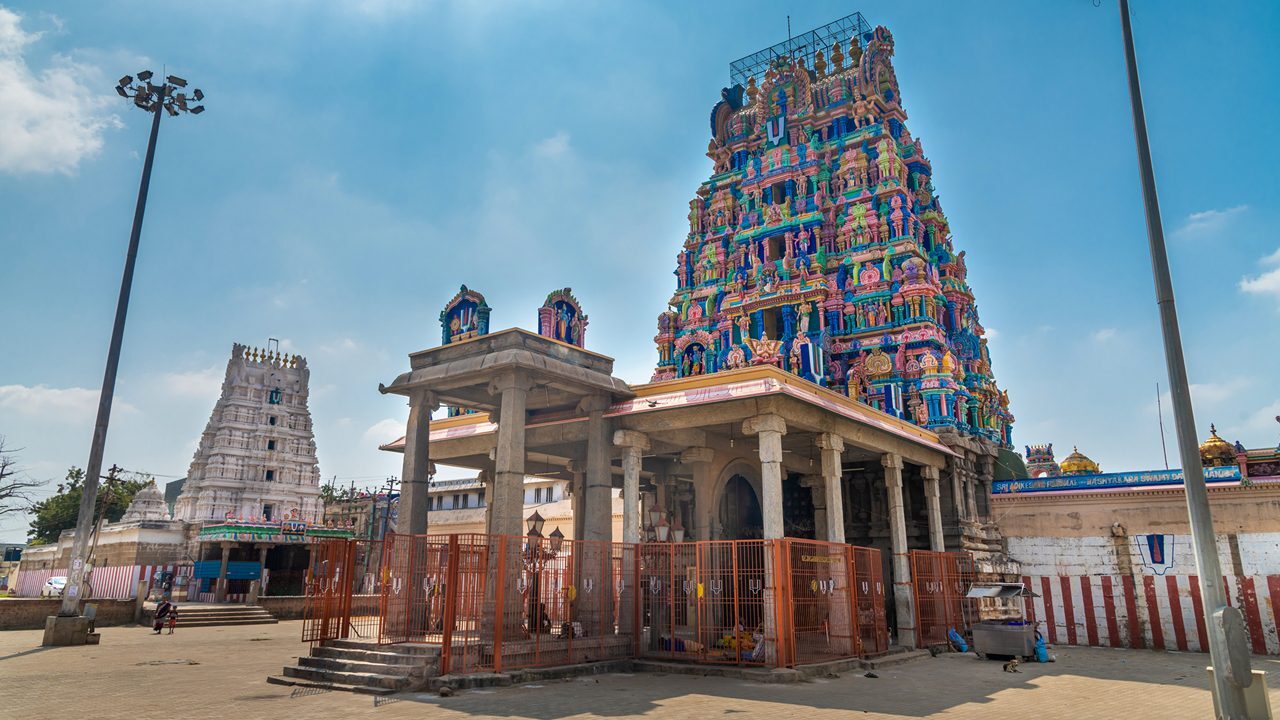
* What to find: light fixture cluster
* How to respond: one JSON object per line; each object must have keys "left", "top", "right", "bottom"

{"left": 645, "top": 507, "right": 685, "bottom": 543}
{"left": 115, "top": 70, "right": 205, "bottom": 116}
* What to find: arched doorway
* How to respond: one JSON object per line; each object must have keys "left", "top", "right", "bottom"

{"left": 718, "top": 474, "right": 763, "bottom": 540}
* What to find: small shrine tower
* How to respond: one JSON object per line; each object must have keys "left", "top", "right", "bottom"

{"left": 172, "top": 342, "right": 322, "bottom": 523}
{"left": 537, "top": 288, "right": 588, "bottom": 346}
{"left": 1025, "top": 444, "right": 1061, "bottom": 478}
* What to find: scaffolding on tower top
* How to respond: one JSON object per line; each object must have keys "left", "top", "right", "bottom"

{"left": 729, "top": 11, "right": 873, "bottom": 87}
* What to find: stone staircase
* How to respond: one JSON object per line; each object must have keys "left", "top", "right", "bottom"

{"left": 268, "top": 639, "right": 439, "bottom": 695}
{"left": 173, "top": 604, "right": 278, "bottom": 629}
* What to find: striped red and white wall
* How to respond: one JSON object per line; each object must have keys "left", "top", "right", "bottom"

{"left": 13, "top": 565, "right": 191, "bottom": 600}
{"left": 1024, "top": 573, "right": 1280, "bottom": 655}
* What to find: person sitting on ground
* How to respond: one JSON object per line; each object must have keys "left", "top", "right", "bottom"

{"left": 153, "top": 599, "right": 173, "bottom": 634}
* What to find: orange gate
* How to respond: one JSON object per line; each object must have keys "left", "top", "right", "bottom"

{"left": 301, "top": 539, "right": 354, "bottom": 643}
{"left": 910, "top": 550, "right": 976, "bottom": 648}
{"left": 851, "top": 545, "right": 889, "bottom": 655}
{"left": 303, "top": 534, "right": 890, "bottom": 670}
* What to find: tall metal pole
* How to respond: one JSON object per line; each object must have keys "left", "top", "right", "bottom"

{"left": 1118, "top": 2, "right": 1251, "bottom": 716}
{"left": 59, "top": 99, "right": 164, "bottom": 618}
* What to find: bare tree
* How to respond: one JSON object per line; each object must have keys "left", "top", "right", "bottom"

{"left": 0, "top": 436, "right": 46, "bottom": 518}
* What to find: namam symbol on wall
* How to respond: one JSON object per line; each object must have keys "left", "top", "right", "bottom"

{"left": 1135, "top": 533, "right": 1176, "bottom": 575}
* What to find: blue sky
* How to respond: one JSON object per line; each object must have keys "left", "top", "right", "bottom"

{"left": 1, "top": 1, "right": 1277, "bottom": 542}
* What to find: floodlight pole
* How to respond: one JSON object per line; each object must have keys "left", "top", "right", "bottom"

{"left": 57, "top": 97, "right": 164, "bottom": 620}
{"left": 1118, "top": 2, "right": 1251, "bottom": 716}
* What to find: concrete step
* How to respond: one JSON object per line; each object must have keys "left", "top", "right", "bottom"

{"left": 299, "top": 656, "right": 425, "bottom": 677}
{"left": 863, "top": 648, "right": 932, "bottom": 670}
{"left": 281, "top": 664, "right": 414, "bottom": 691}
{"left": 323, "top": 638, "right": 440, "bottom": 656}
{"left": 178, "top": 618, "right": 279, "bottom": 628}
{"left": 266, "top": 675, "right": 395, "bottom": 697}
{"left": 313, "top": 646, "right": 432, "bottom": 666}
{"left": 179, "top": 608, "right": 274, "bottom": 617}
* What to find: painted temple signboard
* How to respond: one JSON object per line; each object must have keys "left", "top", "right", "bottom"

{"left": 991, "top": 465, "right": 1243, "bottom": 495}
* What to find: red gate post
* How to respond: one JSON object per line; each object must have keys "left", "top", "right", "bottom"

{"left": 440, "top": 534, "right": 460, "bottom": 675}
{"left": 492, "top": 536, "right": 507, "bottom": 673}
{"left": 339, "top": 539, "right": 357, "bottom": 639}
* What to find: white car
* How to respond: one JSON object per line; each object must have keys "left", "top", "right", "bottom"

{"left": 40, "top": 576, "right": 67, "bottom": 598}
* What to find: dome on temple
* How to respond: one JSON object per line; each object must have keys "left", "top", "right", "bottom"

{"left": 1199, "top": 424, "right": 1237, "bottom": 468}
{"left": 1059, "top": 447, "right": 1100, "bottom": 476}
{"left": 120, "top": 480, "right": 170, "bottom": 522}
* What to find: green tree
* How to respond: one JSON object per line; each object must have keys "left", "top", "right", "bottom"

{"left": 27, "top": 467, "right": 148, "bottom": 544}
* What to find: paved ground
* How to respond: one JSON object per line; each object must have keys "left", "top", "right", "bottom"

{"left": 1, "top": 621, "right": 1277, "bottom": 719}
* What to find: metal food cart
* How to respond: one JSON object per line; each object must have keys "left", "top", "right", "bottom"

{"left": 966, "top": 582, "right": 1040, "bottom": 659}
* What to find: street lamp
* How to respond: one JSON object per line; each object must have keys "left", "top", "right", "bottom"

{"left": 51, "top": 71, "right": 206, "bottom": 636}
{"left": 1115, "top": 3, "right": 1251, "bottom": 715}
{"left": 526, "top": 510, "right": 546, "bottom": 536}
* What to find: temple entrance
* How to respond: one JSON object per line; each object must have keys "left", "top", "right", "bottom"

{"left": 718, "top": 474, "right": 763, "bottom": 540}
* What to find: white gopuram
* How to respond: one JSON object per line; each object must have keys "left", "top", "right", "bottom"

{"left": 173, "top": 342, "right": 323, "bottom": 524}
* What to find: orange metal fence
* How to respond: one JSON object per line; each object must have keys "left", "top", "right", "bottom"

{"left": 910, "top": 550, "right": 977, "bottom": 648}
{"left": 301, "top": 538, "right": 386, "bottom": 643}
{"left": 303, "top": 534, "right": 889, "bottom": 671}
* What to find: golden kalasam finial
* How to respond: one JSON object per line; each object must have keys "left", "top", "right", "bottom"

{"left": 814, "top": 49, "right": 827, "bottom": 77}
{"left": 746, "top": 76, "right": 758, "bottom": 105}
{"left": 830, "top": 41, "right": 844, "bottom": 71}
{"left": 849, "top": 37, "right": 863, "bottom": 66}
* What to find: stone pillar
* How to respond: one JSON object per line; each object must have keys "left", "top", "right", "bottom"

{"left": 489, "top": 372, "right": 531, "bottom": 539}
{"left": 567, "top": 457, "right": 585, "bottom": 542}
{"left": 949, "top": 462, "right": 966, "bottom": 521}
{"left": 743, "top": 414, "right": 785, "bottom": 664}
{"left": 581, "top": 396, "right": 613, "bottom": 544}
{"left": 800, "top": 475, "right": 827, "bottom": 541}
{"left": 816, "top": 433, "right": 846, "bottom": 543}
{"left": 680, "top": 447, "right": 716, "bottom": 541}
{"left": 977, "top": 456, "right": 995, "bottom": 523}
{"left": 215, "top": 542, "right": 232, "bottom": 602}
{"left": 964, "top": 464, "right": 979, "bottom": 523}
{"left": 580, "top": 396, "right": 614, "bottom": 638}
{"left": 485, "top": 372, "right": 531, "bottom": 640}
{"left": 257, "top": 544, "right": 271, "bottom": 595}
{"left": 922, "top": 466, "right": 945, "bottom": 552}
{"left": 742, "top": 414, "right": 787, "bottom": 540}
{"left": 613, "top": 430, "right": 649, "bottom": 544}
{"left": 813, "top": 433, "right": 853, "bottom": 655}
{"left": 397, "top": 390, "right": 438, "bottom": 535}
{"left": 882, "top": 453, "right": 915, "bottom": 648}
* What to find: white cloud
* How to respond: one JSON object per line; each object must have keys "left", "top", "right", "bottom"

{"left": 531, "top": 131, "right": 571, "bottom": 159}
{"left": 361, "top": 418, "right": 403, "bottom": 448}
{"left": 983, "top": 327, "right": 999, "bottom": 340}
{"left": 319, "top": 337, "right": 361, "bottom": 355}
{"left": 1240, "top": 247, "right": 1280, "bottom": 307}
{"left": 0, "top": 6, "right": 120, "bottom": 175}
{"left": 0, "top": 383, "right": 136, "bottom": 420}
{"left": 1092, "top": 328, "right": 1117, "bottom": 342}
{"left": 1173, "top": 205, "right": 1248, "bottom": 240}
{"left": 159, "top": 367, "right": 223, "bottom": 399}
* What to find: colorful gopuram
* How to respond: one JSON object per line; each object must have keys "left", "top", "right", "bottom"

{"left": 651, "top": 25, "right": 1013, "bottom": 449}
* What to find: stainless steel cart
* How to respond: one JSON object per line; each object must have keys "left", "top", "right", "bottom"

{"left": 966, "top": 582, "right": 1039, "bottom": 659}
